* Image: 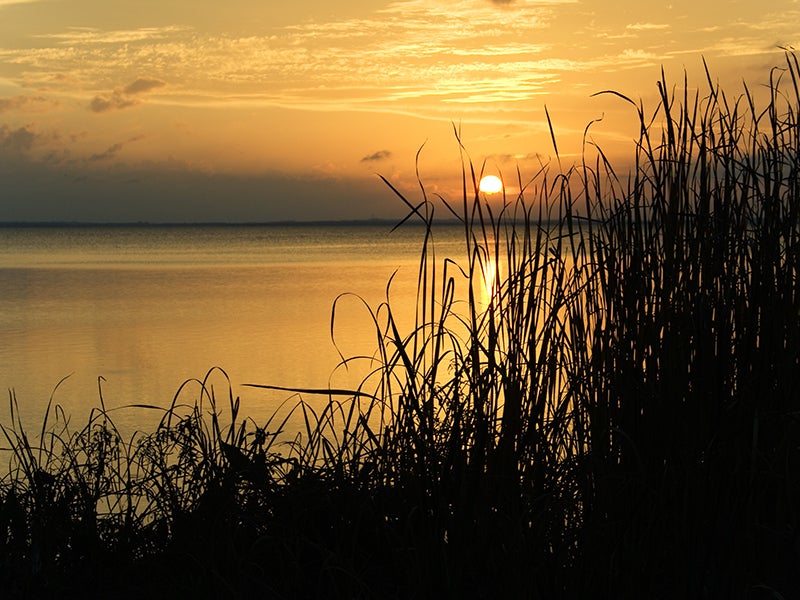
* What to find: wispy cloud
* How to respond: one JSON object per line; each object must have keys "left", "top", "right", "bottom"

{"left": 89, "top": 92, "right": 136, "bottom": 113}
{"left": 0, "top": 0, "right": 796, "bottom": 125}
{"left": 360, "top": 150, "right": 392, "bottom": 162}
{"left": 89, "top": 78, "right": 166, "bottom": 113}
{"left": 0, "top": 95, "right": 57, "bottom": 112}
{"left": 626, "top": 23, "right": 670, "bottom": 31}
{"left": 89, "top": 135, "right": 144, "bottom": 161}
{"left": 35, "top": 26, "right": 189, "bottom": 45}
{"left": 123, "top": 78, "right": 166, "bottom": 95}
{"left": 0, "top": 1, "right": 580, "bottom": 119}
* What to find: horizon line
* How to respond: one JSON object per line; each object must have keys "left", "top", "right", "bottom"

{"left": 0, "top": 218, "right": 424, "bottom": 227}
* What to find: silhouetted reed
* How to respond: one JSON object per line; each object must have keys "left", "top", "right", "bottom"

{"left": 1, "top": 53, "right": 799, "bottom": 598}
{"left": 575, "top": 55, "right": 800, "bottom": 597}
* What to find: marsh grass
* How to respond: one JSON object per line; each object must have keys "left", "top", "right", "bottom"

{"left": 2, "top": 54, "right": 800, "bottom": 598}
{"left": 573, "top": 55, "right": 800, "bottom": 596}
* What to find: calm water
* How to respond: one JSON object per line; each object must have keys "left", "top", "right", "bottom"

{"left": 0, "top": 224, "right": 465, "bottom": 433}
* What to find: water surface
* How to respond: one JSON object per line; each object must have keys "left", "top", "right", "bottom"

{"left": 0, "top": 224, "right": 465, "bottom": 432}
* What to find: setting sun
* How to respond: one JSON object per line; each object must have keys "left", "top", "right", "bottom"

{"left": 479, "top": 175, "right": 503, "bottom": 194}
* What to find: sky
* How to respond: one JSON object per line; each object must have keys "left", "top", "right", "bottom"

{"left": 0, "top": 0, "right": 797, "bottom": 222}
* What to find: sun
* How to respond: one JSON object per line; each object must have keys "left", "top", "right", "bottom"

{"left": 479, "top": 175, "right": 503, "bottom": 194}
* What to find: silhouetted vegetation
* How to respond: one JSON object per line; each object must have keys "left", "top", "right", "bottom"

{"left": 2, "top": 54, "right": 799, "bottom": 598}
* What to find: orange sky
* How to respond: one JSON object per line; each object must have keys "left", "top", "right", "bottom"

{"left": 0, "top": 0, "right": 797, "bottom": 221}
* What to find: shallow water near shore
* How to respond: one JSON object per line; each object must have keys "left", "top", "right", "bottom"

{"left": 0, "top": 223, "right": 465, "bottom": 433}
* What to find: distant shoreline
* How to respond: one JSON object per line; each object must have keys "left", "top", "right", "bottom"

{"left": 0, "top": 218, "right": 419, "bottom": 228}
{"left": 0, "top": 217, "right": 565, "bottom": 229}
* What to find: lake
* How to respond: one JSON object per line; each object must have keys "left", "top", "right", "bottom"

{"left": 0, "top": 223, "right": 467, "bottom": 434}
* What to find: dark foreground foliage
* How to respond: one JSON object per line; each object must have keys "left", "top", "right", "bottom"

{"left": 2, "top": 54, "right": 800, "bottom": 599}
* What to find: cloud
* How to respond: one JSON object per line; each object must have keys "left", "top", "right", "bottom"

{"left": 0, "top": 124, "right": 36, "bottom": 153}
{"left": 89, "top": 141, "right": 124, "bottom": 161}
{"left": 89, "top": 78, "right": 166, "bottom": 113}
{"left": 0, "top": 95, "right": 56, "bottom": 113}
{"left": 123, "top": 78, "right": 166, "bottom": 95}
{"left": 0, "top": 122, "right": 73, "bottom": 167}
{"left": 89, "top": 92, "right": 137, "bottom": 113}
{"left": 360, "top": 150, "right": 392, "bottom": 162}
{"left": 486, "top": 151, "right": 544, "bottom": 164}
{"left": 89, "top": 135, "right": 144, "bottom": 161}
{"left": 2, "top": 1, "right": 568, "bottom": 120}
{"left": 626, "top": 23, "right": 670, "bottom": 31}
{"left": 2, "top": 0, "right": 795, "bottom": 126}
{"left": 35, "top": 26, "right": 188, "bottom": 45}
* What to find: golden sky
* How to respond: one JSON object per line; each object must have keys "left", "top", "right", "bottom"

{"left": 0, "top": 0, "right": 797, "bottom": 221}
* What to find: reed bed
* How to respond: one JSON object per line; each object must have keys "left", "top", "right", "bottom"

{"left": 2, "top": 54, "right": 800, "bottom": 598}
